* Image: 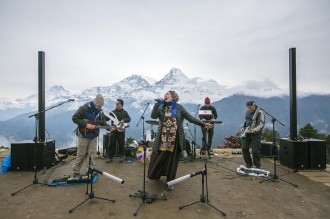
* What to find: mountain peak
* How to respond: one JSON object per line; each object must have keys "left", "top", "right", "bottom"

{"left": 156, "top": 68, "right": 189, "bottom": 86}
{"left": 117, "top": 74, "right": 151, "bottom": 88}
{"left": 48, "top": 85, "right": 67, "bottom": 93}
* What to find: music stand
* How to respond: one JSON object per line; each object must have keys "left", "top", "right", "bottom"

{"left": 69, "top": 158, "right": 116, "bottom": 213}
{"left": 258, "top": 106, "right": 298, "bottom": 187}
{"left": 11, "top": 100, "right": 73, "bottom": 196}
{"left": 178, "top": 162, "right": 226, "bottom": 216}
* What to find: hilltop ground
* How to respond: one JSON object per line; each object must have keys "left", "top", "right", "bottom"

{"left": 0, "top": 150, "right": 330, "bottom": 219}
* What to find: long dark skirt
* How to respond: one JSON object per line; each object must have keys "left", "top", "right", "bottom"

{"left": 147, "top": 139, "right": 181, "bottom": 182}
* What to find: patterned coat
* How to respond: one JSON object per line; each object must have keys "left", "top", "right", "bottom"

{"left": 151, "top": 103, "right": 206, "bottom": 152}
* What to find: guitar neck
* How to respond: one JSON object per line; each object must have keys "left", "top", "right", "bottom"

{"left": 96, "top": 126, "right": 111, "bottom": 129}
{"left": 206, "top": 120, "right": 222, "bottom": 124}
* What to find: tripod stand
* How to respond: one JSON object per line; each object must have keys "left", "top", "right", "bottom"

{"left": 12, "top": 113, "right": 44, "bottom": 195}
{"left": 130, "top": 103, "right": 158, "bottom": 216}
{"left": 178, "top": 162, "right": 226, "bottom": 216}
{"left": 129, "top": 142, "right": 158, "bottom": 216}
{"left": 258, "top": 107, "right": 298, "bottom": 187}
{"left": 69, "top": 158, "right": 115, "bottom": 213}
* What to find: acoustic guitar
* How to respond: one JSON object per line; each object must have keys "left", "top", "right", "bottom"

{"left": 78, "top": 120, "right": 111, "bottom": 134}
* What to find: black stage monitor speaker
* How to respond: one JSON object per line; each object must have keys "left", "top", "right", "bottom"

{"left": 308, "top": 138, "right": 326, "bottom": 170}
{"left": 261, "top": 141, "right": 273, "bottom": 157}
{"left": 280, "top": 138, "right": 309, "bottom": 170}
{"left": 11, "top": 140, "right": 56, "bottom": 171}
{"left": 103, "top": 134, "right": 119, "bottom": 157}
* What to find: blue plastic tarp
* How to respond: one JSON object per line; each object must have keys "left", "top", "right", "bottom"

{"left": 0, "top": 153, "right": 11, "bottom": 174}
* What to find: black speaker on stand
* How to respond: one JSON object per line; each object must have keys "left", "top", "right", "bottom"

{"left": 103, "top": 134, "right": 119, "bottom": 157}
{"left": 280, "top": 138, "right": 309, "bottom": 170}
{"left": 260, "top": 141, "right": 273, "bottom": 158}
{"left": 11, "top": 140, "right": 56, "bottom": 171}
{"left": 308, "top": 139, "right": 326, "bottom": 170}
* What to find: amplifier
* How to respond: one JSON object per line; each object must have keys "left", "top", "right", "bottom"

{"left": 261, "top": 141, "right": 273, "bottom": 157}
{"left": 103, "top": 134, "right": 119, "bottom": 157}
{"left": 11, "top": 140, "right": 56, "bottom": 171}
{"left": 308, "top": 138, "right": 326, "bottom": 169}
{"left": 280, "top": 138, "right": 309, "bottom": 170}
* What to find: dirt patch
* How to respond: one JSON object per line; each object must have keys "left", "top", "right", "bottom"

{"left": 0, "top": 154, "right": 330, "bottom": 219}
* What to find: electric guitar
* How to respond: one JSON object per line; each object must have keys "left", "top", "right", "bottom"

{"left": 78, "top": 120, "right": 111, "bottom": 134}
{"left": 240, "top": 126, "right": 250, "bottom": 138}
{"left": 101, "top": 108, "right": 129, "bottom": 132}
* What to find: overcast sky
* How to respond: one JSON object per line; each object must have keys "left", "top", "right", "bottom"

{"left": 0, "top": 0, "right": 329, "bottom": 99}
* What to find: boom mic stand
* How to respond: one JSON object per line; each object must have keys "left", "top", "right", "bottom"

{"left": 258, "top": 106, "right": 298, "bottom": 187}
{"left": 11, "top": 99, "right": 74, "bottom": 196}
{"left": 130, "top": 103, "right": 158, "bottom": 216}
{"left": 11, "top": 113, "right": 43, "bottom": 195}
{"left": 170, "top": 162, "right": 226, "bottom": 216}
{"left": 69, "top": 158, "right": 120, "bottom": 213}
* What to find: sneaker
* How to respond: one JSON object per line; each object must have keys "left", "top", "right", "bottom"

{"left": 167, "top": 185, "right": 174, "bottom": 191}
{"left": 106, "top": 158, "right": 112, "bottom": 163}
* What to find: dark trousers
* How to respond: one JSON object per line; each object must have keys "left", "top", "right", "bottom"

{"left": 109, "top": 131, "right": 125, "bottom": 157}
{"left": 201, "top": 127, "right": 214, "bottom": 149}
{"left": 241, "top": 134, "right": 261, "bottom": 167}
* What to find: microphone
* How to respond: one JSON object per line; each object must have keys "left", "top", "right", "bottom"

{"left": 69, "top": 99, "right": 75, "bottom": 102}
{"left": 167, "top": 169, "right": 205, "bottom": 187}
{"left": 154, "top": 98, "right": 164, "bottom": 101}
{"left": 92, "top": 168, "right": 124, "bottom": 184}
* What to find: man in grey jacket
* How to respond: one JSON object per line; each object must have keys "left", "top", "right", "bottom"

{"left": 240, "top": 100, "right": 265, "bottom": 168}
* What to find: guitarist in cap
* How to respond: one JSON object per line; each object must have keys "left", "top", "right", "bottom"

{"left": 106, "top": 99, "right": 131, "bottom": 163}
{"left": 240, "top": 100, "right": 265, "bottom": 168}
{"left": 72, "top": 94, "right": 110, "bottom": 177}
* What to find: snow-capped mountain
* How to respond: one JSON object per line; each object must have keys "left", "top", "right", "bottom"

{"left": 0, "top": 67, "right": 285, "bottom": 121}
{"left": 0, "top": 66, "right": 329, "bottom": 149}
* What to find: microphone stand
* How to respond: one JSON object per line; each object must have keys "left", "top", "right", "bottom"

{"left": 12, "top": 99, "right": 73, "bottom": 196}
{"left": 178, "top": 162, "right": 226, "bottom": 216}
{"left": 258, "top": 106, "right": 298, "bottom": 187}
{"left": 136, "top": 103, "right": 149, "bottom": 141}
{"left": 192, "top": 104, "right": 200, "bottom": 159}
{"left": 130, "top": 103, "right": 158, "bottom": 216}
{"left": 69, "top": 158, "right": 115, "bottom": 213}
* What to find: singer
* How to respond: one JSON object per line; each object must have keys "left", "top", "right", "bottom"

{"left": 148, "top": 90, "right": 213, "bottom": 191}
{"left": 71, "top": 94, "right": 110, "bottom": 178}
